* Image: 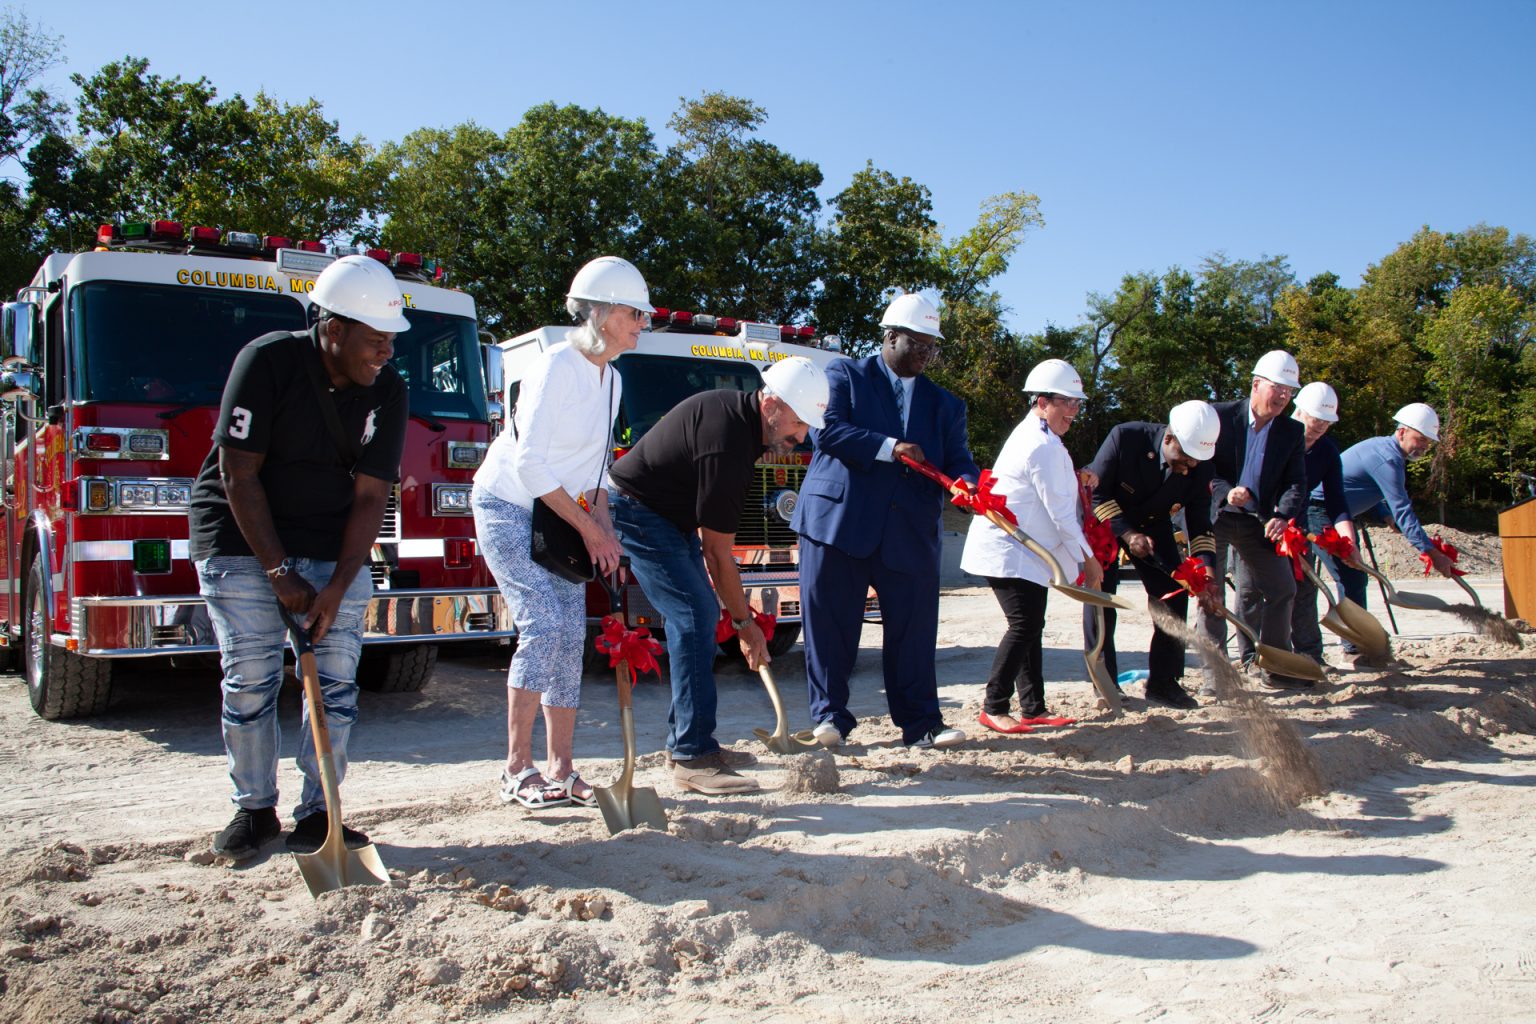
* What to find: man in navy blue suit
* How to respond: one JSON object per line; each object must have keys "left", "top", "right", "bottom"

{"left": 791, "top": 294, "right": 980, "bottom": 749}
{"left": 1198, "top": 350, "right": 1311, "bottom": 690}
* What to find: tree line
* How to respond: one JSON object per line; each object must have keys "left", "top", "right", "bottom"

{"left": 2, "top": 13, "right": 1531, "bottom": 523}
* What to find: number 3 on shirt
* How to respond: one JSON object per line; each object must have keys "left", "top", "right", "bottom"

{"left": 228, "top": 406, "right": 253, "bottom": 440}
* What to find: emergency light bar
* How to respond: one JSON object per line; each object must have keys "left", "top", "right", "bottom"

{"left": 90, "top": 218, "right": 444, "bottom": 282}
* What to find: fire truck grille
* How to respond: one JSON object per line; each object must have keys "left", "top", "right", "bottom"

{"left": 151, "top": 624, "right": 186, "bottom": 646}
{"left": 465, "top": 611, "right": 495, "bottom": 632}
{"left": 377, "top": 485, "right": 401, "bottom": 542}
{"left": 369, "top": 562, "right": 390, "bottom": 588}
{"left": 737, "top": 462, "right": 806, "bottom": 548}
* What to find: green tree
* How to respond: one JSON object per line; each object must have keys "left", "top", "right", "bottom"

{"left": 647, "top": 92, "right": 821, "bottom": 324}
{"left": 816, "top": 162, "right": 945, "bottom": 351}
{"left": 32, "top": 57, "right": 381, "bottom": 249}
{"left": 0, "top": 7, "right": 66, "bottom": 290}
{"left": 471, "top": 103, "right": 658, "bottom": 333}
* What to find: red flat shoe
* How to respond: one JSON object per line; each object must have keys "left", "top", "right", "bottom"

{"left": 978, "top": 712, "right": 1033, "bottom": 735}
{"left": 1017, "top": 715, "right": 1077, "bottom": 727}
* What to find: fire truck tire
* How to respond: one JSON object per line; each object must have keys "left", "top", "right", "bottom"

{"left": 23, "top": 556, "right": 112, "bottom": 719}
{"left": 356, "top": 644, "right": 438, "bottom": 693}
{"left": 766, "top": 623, "right": 802, "bottom": 658}
{"left": 717, "top": 623, "right": 802, "bottom": 660}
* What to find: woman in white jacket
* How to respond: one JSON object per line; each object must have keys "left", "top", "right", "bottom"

{"left": 960, "top": 359, "right": 1103, "bottom": 733}
{"left": 472, "top": 257, "right": 646, "bottom": 808}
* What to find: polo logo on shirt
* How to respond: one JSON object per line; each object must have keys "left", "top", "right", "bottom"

{"left": 361, "top": 409, "right": 378, "bottom": 446}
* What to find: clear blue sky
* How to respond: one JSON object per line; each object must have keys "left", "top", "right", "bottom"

{"left": 28, "top": 0, "right": 1536, "bottom": 334}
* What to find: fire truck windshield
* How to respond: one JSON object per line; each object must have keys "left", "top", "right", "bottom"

{"left": 611, "top": 353, "right": 765, "bottom": 447}
{"left": 393, "top": 308, "right": 487, "bottom": 422}
{"left": 72, "top": 281, "right": 487, "bottom": 422}
{"left": 73, "top": 281, "right": 307, "bottom": 404}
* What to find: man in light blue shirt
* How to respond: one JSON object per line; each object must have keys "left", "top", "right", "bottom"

{"left": 1314, "top": 403, "right": 1458, "bottom": 644}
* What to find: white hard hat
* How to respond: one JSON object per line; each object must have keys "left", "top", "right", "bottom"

{"left": 761, "top": 356, "right": 829, "bottom": 429}
{"left": 1168, "top": 400, "right": 1220, "bottom": 461}
{"left": 1252, "top": 350, "right": 1300, "bottom": 388}
{"left": 1023, "top": 358, "right": 1087, "bottom": 399}
{"left": 310, "top": 255, "right": 411, "bottom": 333}
{"left": 1292, "top": 381, "right": 1339, "bottom": 423}
{"left": 567, "top": 256, "right": 656, "bottom": 314}
{"left": 1394, "top": 402, "right": 1440, "bottom": 442}
{"left": 879, "top": 293, "right": 944, "bottom": 339}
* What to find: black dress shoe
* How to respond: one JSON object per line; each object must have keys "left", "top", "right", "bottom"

{"left": 1144, "top": 683, "right": 1199, "bottom": 709}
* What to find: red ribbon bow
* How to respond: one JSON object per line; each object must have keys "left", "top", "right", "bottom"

{"left": 1079, "top": 484, "right": 1119, "bottom": 578}
{"left": 951, "top": 469, "right": 1017, "bottom": 524}
{"left": 1422, "top": 535, "right": 1466, "bottom": 577}
{"left": 594, "top": 614, "right": 662, "bottom": 684}
{"left": 1162, "top": 556, "right": 1211, "bottom": 600}
{"left": 1311, "top": 525, "right": 1356, "bottom": 563}
{"left": 1275, "top": 519, "right": 1310, "bottom": 581}
{"left": 714, "top": 608, "right": 777, "bottom": 644}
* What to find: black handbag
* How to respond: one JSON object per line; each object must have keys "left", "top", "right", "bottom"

{"left": 529, "top": 496, "right": 595, "bottom": 584}
{"left": 517, "top": 370, "right": 614, "bottom": 585}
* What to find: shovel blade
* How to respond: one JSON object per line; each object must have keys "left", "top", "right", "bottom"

{"left": 1084, "top": 654, "right": 1123, "bottom": 718}
{"left": 294, "top": 838, "right": 389, "bottom": 897}
{"left": 1255, "top": 644, "right": 1326, "bottom": 681}
{"left": 1386, "top": 590, "right": 1450, "bottom": 611}
{"left": 753, "top": 726, "right": 821, "bottom": 754}
{"left": 1335, "top": 598, "right": 1390, "bottom": 658}
{"left": 594, "top": 783, "right": 668, "bottom": 835}
{"left": 1053, "top": 582, "right": 1134, "bottom": 609}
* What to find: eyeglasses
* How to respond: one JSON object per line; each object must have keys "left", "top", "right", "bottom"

{"left": 1047, "top": 395, "right": 1084, "bottom": 409}
{"left": 895, "top": 329, "right": 940, "bottom": 351}
{"left": 1262, "top": 379, "right": 1297, "bottom": 398}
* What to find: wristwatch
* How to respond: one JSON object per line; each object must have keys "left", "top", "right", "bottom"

{"left": 731, "top": 615, "right": 753, "bottom": 632}
{"left": 265, "top": 558, "right": 295, "bottom": 579}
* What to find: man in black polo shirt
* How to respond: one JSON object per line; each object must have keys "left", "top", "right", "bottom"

{"left": 608, "top": 356, "right": 829, "bottom": 795}
{"left": 192, "top": 254, "right": 409, "bottom": 862}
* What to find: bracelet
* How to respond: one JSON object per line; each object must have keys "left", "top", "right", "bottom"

{"left": 731, "top": 616, "right": 752, "bottom": 632}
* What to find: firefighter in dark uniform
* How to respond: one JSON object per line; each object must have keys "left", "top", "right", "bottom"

{"left": 1083, "top": 401, "right": 1223, "bottom": 709}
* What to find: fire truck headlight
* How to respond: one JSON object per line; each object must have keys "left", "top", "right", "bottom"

{"left": 433, "top": 484, "right": 472, "bottom": 515}
{"left": 118, "top": 483, "right": 157, "bottom": 507}
{"left": 157, "top": 483, "right": 191, "bottom": 507}
{"left": 770, "top": 489, "right": 797, "bottom": 523}
{"left": 445, "top": 442, "right": 488, "bottom": 469}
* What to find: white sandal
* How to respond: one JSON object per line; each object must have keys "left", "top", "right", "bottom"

{"left": 557, "top": 772, "right": 598, "bottom": 808}
{"left": 500, "top": 766, "right": 570, "bottom": 809}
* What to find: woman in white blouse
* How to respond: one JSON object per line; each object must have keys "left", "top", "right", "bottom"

{"left": 960, "top": 358, "right": 1103, "bottom": 733}
{"left": 471, "top": 257, "right": 648, "bottom": 808}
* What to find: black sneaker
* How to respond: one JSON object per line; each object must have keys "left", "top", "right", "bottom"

{"left": 212, "top": 806, "right": 281, "bottom": 862}
{"left": 286, "top": 812, "right": 371, "bottom": 854}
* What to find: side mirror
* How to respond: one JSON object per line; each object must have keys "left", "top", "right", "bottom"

{"left": 483, "top": 344, "right": 504, "bottom": 401}
{"left": 0, "top": 369, "right": 39, "bottom": 402}
{"left": 1, "top": 302, "right": 39, "bottom": 367}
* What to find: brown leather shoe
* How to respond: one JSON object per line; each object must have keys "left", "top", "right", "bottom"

{"left": 715, "top": 747, "right": 758, "bottom": 769}
{"left": 672, "top": 751, "right": 760, "bottom": 795}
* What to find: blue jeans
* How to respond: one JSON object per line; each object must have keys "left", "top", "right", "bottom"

{"left": 608, "top": 494, "right": 721, "bottom": 760}
{"left": 197, "top": 556, "right": 374, "bottom": 821}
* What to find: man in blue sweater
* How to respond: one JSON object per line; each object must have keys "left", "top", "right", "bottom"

{"left": 1313, "top": 403, "right": 1458, "bottom": 647}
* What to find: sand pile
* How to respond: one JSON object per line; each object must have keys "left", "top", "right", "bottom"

{"left": 2, "top": 590, "right": 1534, "bottom": 1023}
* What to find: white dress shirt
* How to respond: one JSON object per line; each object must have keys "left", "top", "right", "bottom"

{"left": 474, "top": 341, "right": 620, "bottom": 509}
{"left": 959, "top": 410, "right": 1093, "bottom": 585}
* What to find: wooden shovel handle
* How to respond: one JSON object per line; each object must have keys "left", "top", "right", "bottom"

{"left": 614, "top": 660, "right": 633, "bottom": 710}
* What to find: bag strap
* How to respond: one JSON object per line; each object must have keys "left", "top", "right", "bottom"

{"left": 302, "top": 332, "right": 360, "bottom": 470}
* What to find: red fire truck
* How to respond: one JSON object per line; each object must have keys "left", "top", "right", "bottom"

{"left": 489, "top": 311, "right": 878, "bottom": 665}
{"left": 0, "top": 221, "right": 512, "bottom": 719}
